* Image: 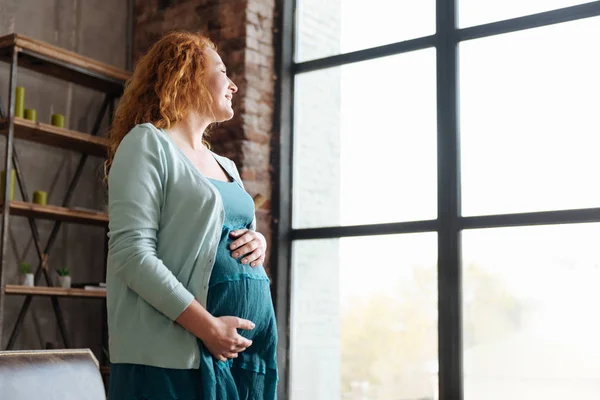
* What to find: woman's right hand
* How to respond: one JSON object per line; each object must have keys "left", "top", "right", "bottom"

{"left": 202, "top": 315, "right": 255, "bottom": 361}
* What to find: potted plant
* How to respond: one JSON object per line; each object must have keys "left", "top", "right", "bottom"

{"left": 19, "top": 262, "right": 34, "bottom": 286}
{"left": 55, "top": 267, "right": 71, "bottom": 288}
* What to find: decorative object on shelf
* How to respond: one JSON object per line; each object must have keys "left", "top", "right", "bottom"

{"left": 55, "top": 267, "right": 71, "bottom": 289}
{"left": 0, "top": 169, "right": 16, "bottom": 202}
{"left": 23, "top": 108, "right": 36, "bottom": 122}
{"left": 15, "top": 86, "right": 25, "bottom": 118}
{"left": 83, "top": 284, "right": 106, "bottom": 292}
{"left": 50, "top": 113, "right": 65, "bottom": 128}
{"left": 18, "top": 262, "right": 34, "bottom": 287}
{"left": 32, "top": 190, "right": 47, "bottom": 205}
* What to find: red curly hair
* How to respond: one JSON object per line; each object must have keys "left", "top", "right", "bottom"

{"left": 105, "top": 31, "right": 216, "bottom": 173}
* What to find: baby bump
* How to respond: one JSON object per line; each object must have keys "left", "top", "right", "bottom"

{"left": 206, "top": 278, "right": 275, "bottom": 340}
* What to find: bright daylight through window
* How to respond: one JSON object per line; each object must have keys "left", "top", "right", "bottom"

{"left": 284, "top": 1, "right": 600, "bottom": 399}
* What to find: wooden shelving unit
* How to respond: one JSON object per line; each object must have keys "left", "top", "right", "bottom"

{"left": 0, "top": 34, "right": 129, "bottom": 96}
{"left": 0, "top": 33, "right": 130, "bottom": 385}
{"left": 7, "top": 201, "right": 108, "bottom": 226}
{"left": 0, "top": 117, "right": 108, "bottom": 157}
{"left": 4, "top": 285, "right": 106, "bottom": 299}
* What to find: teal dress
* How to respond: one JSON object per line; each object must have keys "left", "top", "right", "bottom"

{"left": 109, "top": 177, "right": 278, "bottom": 400}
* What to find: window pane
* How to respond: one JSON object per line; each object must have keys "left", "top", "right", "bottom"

{"left": 459, "top": 0, "right": 592, "bottom": 28}
{"left": 296, "top": 0, "right": 435, "bottom": 63}
{"left": 293, "top": 50, "right": 437, "bottom": 228}
{"left": 460, "top": 17, "right": 600, "bottom": 216}
{"left": 290, "top": 233, "right": 438, "bottom": 400}
{"left": 463, "top": 223, "right": 600, "bottom": 400}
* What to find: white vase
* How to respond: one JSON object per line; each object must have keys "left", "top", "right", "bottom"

{"left": 20, "top": 273, "right": 34, "bottom": 287}
{"left": 57, "top": 276, "right": 71, "bottom": 289}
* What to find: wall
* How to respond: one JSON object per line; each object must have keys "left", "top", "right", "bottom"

{"left": 0, "top": 0, "right": 127, "bottom": 359}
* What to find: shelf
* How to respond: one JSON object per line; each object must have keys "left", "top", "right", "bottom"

{"left": 7, "top": 201, "right": 108, "bottom": 226}
{"left": 0, "top": 117, "right": 108, "bottom": 157}
{"left": 100, "top": 365, "right": 110, "bottom": 375}
{"left": 0, "top": 33, "right": 130, "bottom": 96}
{"left": 4, "top": 285, "right": 106, "bottom": 299}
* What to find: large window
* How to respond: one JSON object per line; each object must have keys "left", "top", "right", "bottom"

{"left": 291, "top": 234, "right": 438, "bottom": 399}
{"left": 275, "top": 1, "right": 600, "bottom": 400}
{"left": 293, "top": 50, "right": 437, "bottom": 229}
{"left": 463, "top": 224, "right": 600, "bottom": 399}
{"left": 295, "top": 0, "right": 435, "bottom": 62}
{"left": 460, "top": 17, "right": 600, "bottom": 216}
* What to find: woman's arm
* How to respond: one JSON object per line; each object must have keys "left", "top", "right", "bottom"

{"left": 108, "top": 127, "right": 194, "bottom": 320}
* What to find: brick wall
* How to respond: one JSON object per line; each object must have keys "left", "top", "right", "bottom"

{"left": 133, "top": 0, "right": 274, "bottom": 266}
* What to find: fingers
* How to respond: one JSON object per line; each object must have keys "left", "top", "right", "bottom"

{"left": 240, "top": 248, "right": 260, "bottom": 264}
{"left": 211, "top": 339, "right": 251, "bottom": 362}
{"left": 229, "top": 229, "right": 248, "bottom": 238}
{"left": 232, "top": 240, "right": 260, "bottom": 260}
{"left": 236, "top": 317, "right": 256, "bottom": 331}
{"left": 207, "top": 316, "right": 257, "bottom": 362}
{"left": 230, "top": 339, "right": 251, "bottom": 353}
{"left": 250, "top": 255, "right": 265, "bottom": 268}
{"left": 220, "top": 337, "right": 252, "bottom": 361}
{"left": 238, "top": 336, "right": 253, "bottom": 349}
{"left": 241, "top": 250, "right": 265, "bottom": 267}
{"left": 229, "top": 231, "right": 254, "bottom": 253}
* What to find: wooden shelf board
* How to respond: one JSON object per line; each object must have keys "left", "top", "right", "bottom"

{"left": 0, "top": 117, "right": 108, "bottom": 157}
{"left": 0, "top": 33, "right": 130, "bottom": 95}
{"left": 8, "top": 201, "right": 108, "bottom": 226}
{"left": 4, "top": 284, "right": 106, "bottom": 298}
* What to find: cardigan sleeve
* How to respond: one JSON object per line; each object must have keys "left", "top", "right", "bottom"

{"left": 107, "top": 125, "right": 195, "bottom": 320}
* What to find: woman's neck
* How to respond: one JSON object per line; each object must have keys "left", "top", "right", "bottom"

{"left": 169, "top": 112, "right": 212, "bottom": 151}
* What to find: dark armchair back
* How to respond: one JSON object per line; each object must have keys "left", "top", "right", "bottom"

{"left": 0, "top": 349, "right": 106, "bottom": 400}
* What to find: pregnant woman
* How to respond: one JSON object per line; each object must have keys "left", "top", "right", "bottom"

{"left": 104, "top": 30, "right": 278, "bottom": 399}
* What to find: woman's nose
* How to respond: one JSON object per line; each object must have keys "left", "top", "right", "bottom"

{"left": 229, "top": 79, "right": 238, "bottom": 93}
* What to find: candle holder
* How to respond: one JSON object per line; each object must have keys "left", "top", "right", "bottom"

{"left": 51, "top": 113, "right": 65, "bottom": 128}
{"left": 24, "top": 108, "right": 37, "bottom": 122}
{"left": 15, "top": 87, "right": 25, "bottom": 118}
{"left": 33, "top": 190, "right": 47, "bottom": 205}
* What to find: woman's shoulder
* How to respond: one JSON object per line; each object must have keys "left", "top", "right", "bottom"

{"left": 111, "top": 123, "right": 171, "bottom": 172}
{"left": 120, "top": 123, "right": 166, "bottom": 148}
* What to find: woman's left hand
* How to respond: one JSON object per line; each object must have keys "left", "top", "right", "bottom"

{"left": 229, "top": 229, "right": 267, "bottom": 268}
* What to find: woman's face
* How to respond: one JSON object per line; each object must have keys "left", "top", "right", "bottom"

{"left": 205, "top": 48, "right": 238, "bottom": 122}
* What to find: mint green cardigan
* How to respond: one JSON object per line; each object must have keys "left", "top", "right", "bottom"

{"left": 106, "top": 123, "right": 255, "bottom": 369}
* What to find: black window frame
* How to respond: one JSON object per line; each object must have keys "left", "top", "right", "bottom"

{"left": 272, "top": 1, "right": 600, "bottom": 399}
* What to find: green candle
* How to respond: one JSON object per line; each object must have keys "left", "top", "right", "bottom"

{"left": 0, "top": 169, "right": 16, "bottom": 201}
{"left": 51, "top": 114, "right": 65, "bottom": 128}
{"left": 24, "top": 108, "right": 36, "bottom": 122}
{"left": 15, "top": 87, "right": 25, "bottom": 118}
{"left": 33, "top": 190, "right": 47, "bottom": 205}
